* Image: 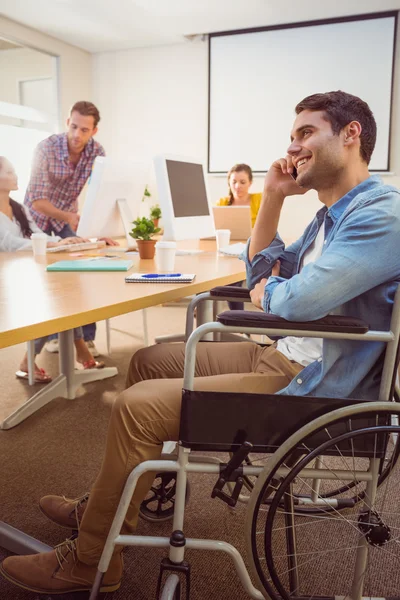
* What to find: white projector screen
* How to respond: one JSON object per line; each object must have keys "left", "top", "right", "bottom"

{"left": 209, "top": 13, "right": 397, "bottom": 173}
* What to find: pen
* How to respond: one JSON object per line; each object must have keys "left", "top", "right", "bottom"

{"left": 142, "top": 273, "right": 182, "bottom": 278}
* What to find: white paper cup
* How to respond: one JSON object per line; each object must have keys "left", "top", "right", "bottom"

{"left": 155, "top": 241, "right": 177, "bottom": 271}
{"left": 215, "top": 229, "right": 231, "bottom": 251}
{"left": 31, "top": 233, "right": 47, "bottom": 256}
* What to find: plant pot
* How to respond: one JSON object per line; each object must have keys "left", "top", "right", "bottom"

{"left": 152, "top": 218, "right": 159, "bottom": 228}
{"left": 136, "top": 239, "right": 156, "bottom": 259}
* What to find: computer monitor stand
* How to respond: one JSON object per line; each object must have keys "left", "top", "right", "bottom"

{"left": 117, "top": 198, "right": 137, "bottom": 249}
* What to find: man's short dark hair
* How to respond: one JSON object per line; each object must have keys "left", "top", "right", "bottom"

{"left": 295, "top": 91, "right": 376, "bottom": 164}
{"left": 70, "top": 101, "right": 101, "bottom": 128}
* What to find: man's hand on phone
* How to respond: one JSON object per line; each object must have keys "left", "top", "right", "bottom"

{"left": 263, "top": 158, "right": 309, "bottom": 199}
{"left": 250, "top": 260, "right": 281, "bottom": 310}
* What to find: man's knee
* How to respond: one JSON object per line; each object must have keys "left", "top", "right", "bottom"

{"left": 126, "top": 347, "right": 154, "bottom": 387}
{"left": 112, "top": 382, "right": 154, "bottom": 426}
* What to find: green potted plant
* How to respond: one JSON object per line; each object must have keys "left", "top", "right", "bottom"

{"left": 129, "top": 216, "right": 161, "bottom": 259}
{"left": 141, "top": 184, "right": 151, "bottom": 203}
{"left": 150, "top": 204, "right": 162, "bottom": 228}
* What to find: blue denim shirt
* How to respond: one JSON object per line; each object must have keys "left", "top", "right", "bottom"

{"left": 241, "top": 175, "right": 400, "bottom": 399}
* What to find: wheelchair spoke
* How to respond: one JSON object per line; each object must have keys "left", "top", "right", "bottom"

{"left": 247, "top": 408, "right": 400, "bottom": 600}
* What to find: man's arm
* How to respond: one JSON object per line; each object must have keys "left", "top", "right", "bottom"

{"left": 31, "top": 199, "right": 79, "bottom": 230}
{"left": 263, "top": 192, "right": 400, "bottom": 321}
{"left": 249, "top": 158, "right": 307, "bottom": 261}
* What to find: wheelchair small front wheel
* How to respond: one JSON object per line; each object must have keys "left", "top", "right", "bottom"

{"left": 159, "top": 574, "right": 181, "bottom": 600}
{"left": 140, "top": 472, "right": 190, "bottom": 522}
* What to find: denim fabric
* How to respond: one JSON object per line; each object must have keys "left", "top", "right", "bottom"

{"left": 241, "top": 175, "right": 400, "bottom": 400}
{"left": 34, "top": 327, "right": 83, "bottom": 355}
{"left": 44, "top": 222, "right": 77, "bottom": 239}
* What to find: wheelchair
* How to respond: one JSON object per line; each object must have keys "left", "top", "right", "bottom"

{"left": 89, "top": 285, "right": 400, "bottom": 600}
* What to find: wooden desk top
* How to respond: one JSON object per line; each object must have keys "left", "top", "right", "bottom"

{"left": 0, "top": 240, "right": 246, "bottom": 349}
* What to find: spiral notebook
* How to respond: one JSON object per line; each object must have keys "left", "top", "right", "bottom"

{"left": 125, "top": 273, "right": 196, "bottom": 283}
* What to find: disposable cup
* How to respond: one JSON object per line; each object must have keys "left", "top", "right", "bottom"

{"left": 31, "top": 232, "right": 47, "bottom": 257}
{"left": 155, "top": 241, "right": 177, "bottom": 272}
{"left": 215, "top": 229, "right": 231, "bottom": 251}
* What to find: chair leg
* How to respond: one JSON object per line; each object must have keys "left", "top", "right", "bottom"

{"left": 105, "top": 319, "right": 111, "bottom": 355}
{"left": 27, "top": 340, "right": 35, "bottom": 386}
{"left": 142, "top": 309, "right": 149, "bottom": 346}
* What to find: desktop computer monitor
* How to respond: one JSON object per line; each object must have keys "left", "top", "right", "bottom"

{"left": 153, "top": 154, "right": 215, "bottom": 241}
{"left": 77, "top": 156, "right": 149, "bottom": 241}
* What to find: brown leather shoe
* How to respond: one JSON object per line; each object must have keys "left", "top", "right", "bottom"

{"left": 39, "top": 492, "right": 89, "bottom": 529}
{"left": 0, "top": 537, "right": 122, "bottom": 594}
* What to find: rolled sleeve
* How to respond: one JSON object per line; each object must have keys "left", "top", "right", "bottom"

{"left": 240, "top": 235, "right": 286, "bottom": 289}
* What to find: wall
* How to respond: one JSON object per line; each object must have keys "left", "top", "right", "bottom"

{"left": 93, "top": 25, "right": 400, "bottom": 242}
{"left": 0, "top": 15, "right": 92, "bottom": 128}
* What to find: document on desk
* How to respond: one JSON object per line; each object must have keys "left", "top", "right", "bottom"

{"left": 46, "top": 258, "right": 134, "bottom": 272}
{"left": 125, "top": 273, "right": 196, "bottom": 283}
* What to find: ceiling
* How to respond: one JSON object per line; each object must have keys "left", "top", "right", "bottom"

{"left": 0, "top": 0, "right": 399, "bottom": 53}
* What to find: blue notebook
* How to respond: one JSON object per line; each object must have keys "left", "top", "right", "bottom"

{"left": 47, "top": 258, "right": 133, "bottom": 272}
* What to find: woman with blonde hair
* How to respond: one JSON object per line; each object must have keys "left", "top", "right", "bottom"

{"left": 217, "top": 163, "right": 262, "bottom": 227}
{"left": 217, "top": 163, "right": 262, "bottom": 309}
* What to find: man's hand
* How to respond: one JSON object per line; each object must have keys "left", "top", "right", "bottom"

{"left": 60, "top": 236, "right": 89, "bottom": 245}
{"left": 98, "top": 237, "right": 120, "bottom": 246}
{"left": 263, "top": 157, "right": 310, "bottom": 199}
{"left": 250, "top": 261, "right": 281, "bottom": 310}
{"left": 66, "top": 212, "right": 80, "bottom": 231}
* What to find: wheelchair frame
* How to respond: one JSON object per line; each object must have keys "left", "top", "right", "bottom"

{"left": 89, "top": 286, "right": 400, "bottom": 600}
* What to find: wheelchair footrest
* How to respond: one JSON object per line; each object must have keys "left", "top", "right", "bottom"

{"left": 211, "top": 442, "right": 252, "bottom": 507}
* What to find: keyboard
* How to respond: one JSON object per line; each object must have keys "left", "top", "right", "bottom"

{"left": 47, "top": 241, "right": 107, "bottom": 253}
{"left": 175, "top": 249, "right": 205, "bottom": 256}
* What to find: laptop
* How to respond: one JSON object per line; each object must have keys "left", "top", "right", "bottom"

{"left": 212, "top": 205, "right": 252, "bottom": 240}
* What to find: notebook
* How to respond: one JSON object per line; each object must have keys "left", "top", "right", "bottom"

{"left": 47, "top": 258, "right": 134, "bottom": 272}
{"left": 125, "top": 273, "right": 196, "bottom": 283}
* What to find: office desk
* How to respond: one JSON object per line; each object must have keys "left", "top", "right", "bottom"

{"left": 0, "top": 241, "right": 246, "bottom": 554}
{"left": 0, "top": 242, "right": 246, "bottom": 429}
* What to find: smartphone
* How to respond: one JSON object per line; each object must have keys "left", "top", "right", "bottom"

{"left": 290, "top": 166, "right": 298, "bottom": 180}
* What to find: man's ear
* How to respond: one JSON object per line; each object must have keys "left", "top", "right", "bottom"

{"left": 66, "top": 118, "right": 70, "bottom": 128}
{"left": 344, "top": 120, "right": 362, "bottom": 145}
{"left": 92, "top": 127, "right": 98, "bottom": 137}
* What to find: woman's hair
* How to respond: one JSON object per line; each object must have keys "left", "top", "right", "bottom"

{"left": 227, "top": 163, "right": 253, "bottom": 205}
{"left": 0, "top": 156, "right": 32, "bottom": 238}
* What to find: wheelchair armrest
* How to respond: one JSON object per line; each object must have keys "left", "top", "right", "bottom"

{"left": 216, "top": 310, "right": 369, "bottom": 334}
{"left": 210, "top": 286, "right": 251, "bottom": 301}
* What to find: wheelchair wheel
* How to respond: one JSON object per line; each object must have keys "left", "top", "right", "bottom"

{"left": 140, "top": 472, "right": 190, "bottom": 522}
{"left": 246, "top": 401, "right": 400, "bottom": 600}
{"left": 235, "top": 393, "right": 400, "bottom": 512}
{"left": 159, "top": 574, "right": 181, "bottom": 600}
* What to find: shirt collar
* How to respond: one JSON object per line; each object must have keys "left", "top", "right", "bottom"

{"left": 327, "top": 174, "right": 383, "bottom": 222}
{"left": 58, "top": 133, "right": 69, "bottom": 163}
{"left": 58, "top": 133, "right": 95, "bottom": 163}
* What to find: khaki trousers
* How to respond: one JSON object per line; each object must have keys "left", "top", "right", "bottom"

{"left": 76, "top": 341, "right": 303, "bottom": 564}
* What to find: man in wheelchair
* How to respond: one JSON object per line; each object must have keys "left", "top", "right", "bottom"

{"left": 2, "top": 90, "right": 400, "bottom": 595}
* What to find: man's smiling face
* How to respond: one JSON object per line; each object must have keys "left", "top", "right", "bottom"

{"left": 287, "top": 109, "right": 347, "bottom": 190}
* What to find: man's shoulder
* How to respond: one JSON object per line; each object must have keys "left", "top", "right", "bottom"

{"left": 37, "top": 133, "right": 64, "bottom": 153}
{"left": 90, "top": 138, "right": 106, "bottom": 157}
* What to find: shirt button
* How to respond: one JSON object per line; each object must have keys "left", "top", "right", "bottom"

{"left": 318, "top": 357, "right": 322, "bottom": 362}
{"left": 296, "top": 378, "right": 303, "bottom": 384}
{"left": 324, "top": 240, "right": 327, "bottom": 244}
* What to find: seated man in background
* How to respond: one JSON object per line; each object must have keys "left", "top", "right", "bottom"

{"left": 24, "top": 100, "right": 118, "bottom": 356}
{"left": 2, "top": 90, "right": 400, "bottom": 595}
